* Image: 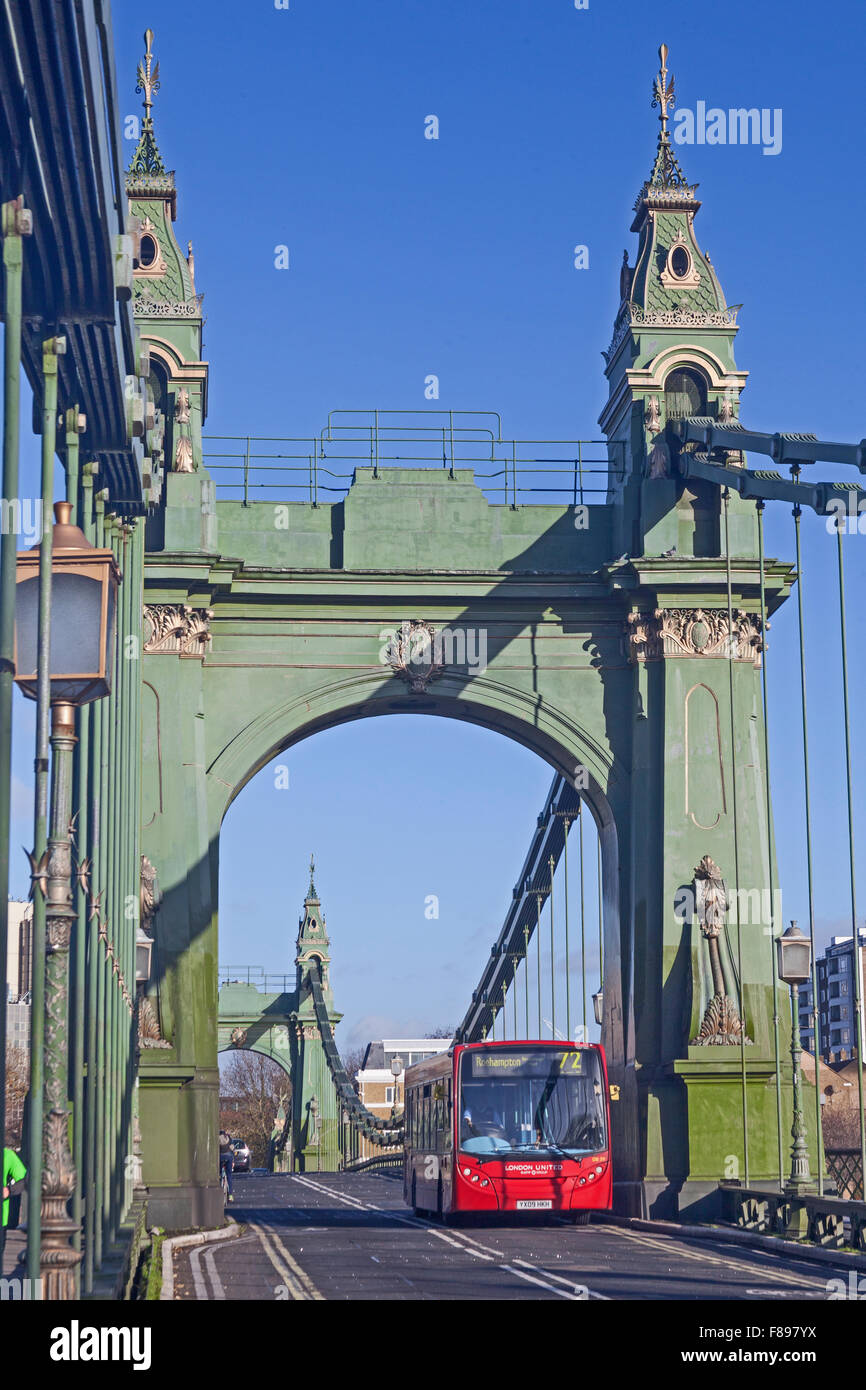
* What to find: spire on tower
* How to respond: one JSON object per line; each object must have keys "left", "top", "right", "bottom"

{"left": 638, "top": 44, "right": 696, "bottom": 202}
{"left": 127, "top": 29, "right": 173, "bottom": 195}
{"left": 308, "top": 853, "right": 317, "bottom": 900}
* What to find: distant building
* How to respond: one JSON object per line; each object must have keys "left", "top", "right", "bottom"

{"left": 6, "top": 899, "right": 32, "bottom": 1002}
{"left": 800, "top": 929, "right": 866, "bottom": 1063}
{"left": 6, "top": 900, "right": 32, "bottom": 1059}
{"left": 356, "top": 1038, "right": 451, "bottom": 1114}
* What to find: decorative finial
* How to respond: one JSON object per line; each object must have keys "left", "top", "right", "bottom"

{"left": 136, "top": 29, "right": 161, "bottom": 125}
{"left": 652, "top": 42, "right": 675, "bottom": 138}
{"left": 308, "top": 853, "right": 316, "bottom": 897}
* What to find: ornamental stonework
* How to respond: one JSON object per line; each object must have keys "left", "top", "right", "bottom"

{"left": 626, "top": 608, "right": 762, "bottom": 666}
{"left": 143, "top": 603, "right": 213, "bottom": 658}
{"left": 386, "top": 619, "right": 445, "bottom": 693}
{"left": 133, "top": 293, "right": 203, "bottom": 318}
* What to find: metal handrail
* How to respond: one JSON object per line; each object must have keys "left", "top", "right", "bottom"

{"left": 202, "top": 431, "right": 623, "bottom": 507}
{"left": 218, "top": 966, "right": 294, "bottom": 993}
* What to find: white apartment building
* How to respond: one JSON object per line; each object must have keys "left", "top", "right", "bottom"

{"left": 356, "top": 1037, "right": 451, "bottom": 1114}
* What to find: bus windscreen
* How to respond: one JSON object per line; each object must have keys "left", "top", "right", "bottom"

{"left": 458, "top": 1048, "right": 607, "bottom": 1160}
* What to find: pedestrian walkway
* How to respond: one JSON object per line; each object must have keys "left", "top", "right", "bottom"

{"left": 1, "top": 1229, "right": 27, "bottom": 1288}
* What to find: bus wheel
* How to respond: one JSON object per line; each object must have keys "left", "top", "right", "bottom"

{"left": 573, "top": 1210, "right": 592, "bottom": 1226}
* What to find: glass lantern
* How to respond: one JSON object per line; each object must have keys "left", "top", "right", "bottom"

{"left": 14, "top": 502, "right": 120, "bottom": 705}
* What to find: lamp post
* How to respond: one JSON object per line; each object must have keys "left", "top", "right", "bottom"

{"left": 308, "top": 1095, "right": 320, "bottom": 1172}
{"left": 776, "top": 920, "right": 813, "bottom": 1195}
{"left": 15, "top": 502, "right": 119, "bottom": 1299}
{"left": 592, "top": 988, "right": 604, "bottom": 1030}
{"left": 390, "top": 1054, "right": 404, "bottom": 1121}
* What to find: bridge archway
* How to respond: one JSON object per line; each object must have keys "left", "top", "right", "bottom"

{"left": 212, "top": 687, "right": 628, "bottom": 1178}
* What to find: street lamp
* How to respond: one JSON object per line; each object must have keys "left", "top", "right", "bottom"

{"left": 14, "top": 501, "right": 120, "bottom": 1299}
{"left": 15, "top": 502, "right": 119, "bottom": 704}
{"left": 308, "top": 1095, "right": 320, "bottom": 1172}
{"left": 390, "top": 1054, "right": 404, "bottom": 1119}
{"left": 592, "top": 988, "right": 604, "bottom": 1027}
{"left": 135, "top": 927, "right": 153, "bottom": 985}
{"left": 776, "top": 920, "right": 813, "bottom": 1194}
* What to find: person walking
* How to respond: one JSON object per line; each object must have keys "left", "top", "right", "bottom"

{"left": 2, "top": 1147, "right": 26, "bottom": 1227}
{"left": 218, "top": 1129, "right": 234, "bottom": 1203}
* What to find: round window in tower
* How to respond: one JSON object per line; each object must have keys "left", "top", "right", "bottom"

{"left": 670, "top": 244, "right": 691, "bottom": 278}
{"left": 139, "top": 233, "right": 158, "bottom": 269}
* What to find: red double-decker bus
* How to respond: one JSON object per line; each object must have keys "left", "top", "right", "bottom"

{"left": 403, "top": 1040, "right": 612, "bottom": 1222}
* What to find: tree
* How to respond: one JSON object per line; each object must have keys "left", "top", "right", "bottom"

{"left": 4, "top": 1047, "right": 28, "bottom": 1147}
{"left": 340, "top": 1046, "right": 366, "bottom": 1085}
{"left": 425, "top": 1027, "right": 453, "bottom": 1039}
{"left": 219, "top": 1051, "right": 290, "bottom": 1167}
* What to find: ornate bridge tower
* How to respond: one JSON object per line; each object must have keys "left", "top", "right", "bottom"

{"left": 291, "top": 859, "right": 343, "bottom": 1170}
{"left": 595, "top": 45, "right": 806, "bottom": 1215}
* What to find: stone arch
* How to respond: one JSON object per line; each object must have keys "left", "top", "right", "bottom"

{"left": 205, "top": 670, "right": 627, "bottom": 836}
{"left": 208, "top": 669, "right": 631, "bottom": 1138}
{"left": 217, "top": 1038, "right": 292, "bottom": 1083}
{"left": 628, "top": 341, "right": 748, "bottom": 396}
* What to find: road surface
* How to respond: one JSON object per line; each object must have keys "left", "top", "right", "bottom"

{"left": 168, "top": 1171, "right": 846, "bottom": 1301}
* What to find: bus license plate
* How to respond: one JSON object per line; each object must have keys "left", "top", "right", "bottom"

{"left": 516, "top": 1199, "right": 552, "bottom": 1210}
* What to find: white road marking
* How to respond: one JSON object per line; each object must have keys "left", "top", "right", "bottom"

{"left": 187, "top": 1234, "right": 258, "bottom": 1299}
{"left": 286, "top": 1173, "right": 603, "bottom": 1300}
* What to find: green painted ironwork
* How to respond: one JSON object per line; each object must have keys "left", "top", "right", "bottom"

{"left": 26, "top": 336, "right": 64, "bottom": 1283}
{"left": 757, "top": 502, "right": 786, "bottom": 1190}
{"left": 0, "top": 197, "right": 30, "bottom": 1268}
{"left": 722, "top": 488, "right": 751, "bottom": 1188}
{"left": 834, "top": 527, "right": 866, "bottom": 1190}
{"left": 792, "top": 500, "right": 824, "bottom": 1195}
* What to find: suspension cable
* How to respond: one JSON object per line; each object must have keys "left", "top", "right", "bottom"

{"left": 757, "top": 500, "right": 785, "bottom": 1189}
{"left": 793, "top": 494, "right": 824, "bottom": 1193}
{"left": 523, "top": 924, "right": 530, "bottom": 1039}
{"left": 548, "top": 854, "right": 556, "bottom": 1038}
{"left": 536, "top": 892, "right": 543, "bottom": 1037}
{"left": 563, "top": 812, "right": 572, "bottom": 1038}
{"left": 723, "top": 488, "right": 750, "bottom": 1185}
{"left": 579, "top": 801, "right": 587, "bottom": 1039}
{"left": 597, "top": 834, "right": 603, "bottom": 1035}
{"left": 835, "top": 525, "right": 866, "bottom": 1189}
{"left": 308, "top": 963, "right": 402, "bottom": 1146}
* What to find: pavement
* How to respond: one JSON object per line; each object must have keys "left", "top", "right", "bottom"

{"left": 168, "top": 1170, "right": 851, "bottom": 1301}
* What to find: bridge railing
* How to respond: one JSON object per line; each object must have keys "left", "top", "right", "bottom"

{"left": 720, "top": 1182, "right": 866, "bottom": 1251}
{"left": 218, "top": 966, "right": 294, "bottom": 993}
{"left": 202, "top": 411, "right": 626, "bottom": 507}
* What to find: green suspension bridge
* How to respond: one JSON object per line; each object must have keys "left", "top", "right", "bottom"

{"left": 0, "top": 9, "right": 865, "bottom": 1301}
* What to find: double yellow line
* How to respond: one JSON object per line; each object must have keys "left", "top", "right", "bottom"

{"left": 255, "top": 1220, "right": 324, "bottom": 1301}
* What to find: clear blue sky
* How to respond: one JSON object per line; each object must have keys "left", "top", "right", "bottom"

{"left": 6, "top": 0, "right": 866, "bottom": 1049}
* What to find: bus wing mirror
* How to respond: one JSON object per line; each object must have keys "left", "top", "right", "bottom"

{"left": 609, "top": 1084, "right": 620, "bottom": 1102}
